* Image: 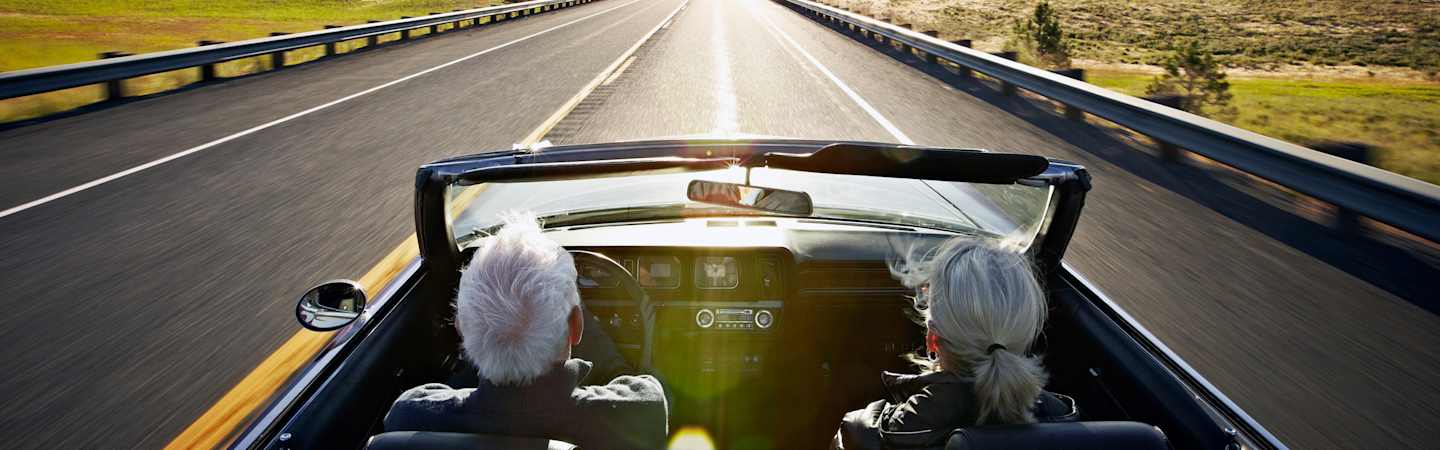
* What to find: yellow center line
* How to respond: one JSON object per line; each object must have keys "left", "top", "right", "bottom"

{"left": 163, "top": 234, "right": 418, "bottom": 450}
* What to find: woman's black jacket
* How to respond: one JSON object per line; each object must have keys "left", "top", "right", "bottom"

{"left": 834, "top": 370, "right": 1079, "bottom": 449}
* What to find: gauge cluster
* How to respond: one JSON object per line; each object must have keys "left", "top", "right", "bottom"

{"left": 574, "top": 248, "right": 787, "bottom": 301}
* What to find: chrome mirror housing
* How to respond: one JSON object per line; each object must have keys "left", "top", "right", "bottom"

{"left": 295, "top": 280, "right": 367, "bottom": 331}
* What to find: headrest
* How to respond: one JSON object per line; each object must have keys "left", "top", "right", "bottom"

{"left": 947, "top": 421, "right": 1167, "bottom": 450}
{"left": 367, "top": 432, "right": 577, "bottom": 450}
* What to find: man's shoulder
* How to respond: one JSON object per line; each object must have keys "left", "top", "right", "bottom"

{"left": 384, "top": 384, "right": 475, "bottom": 431}
{"left": 571, "top": 375, "right": 669, "bottom": 449}
{"left": 573, "top": 374, "right": 666, "bottom": 406}
{"left": 395, "top": 383, "right": 472, "bottom": 402}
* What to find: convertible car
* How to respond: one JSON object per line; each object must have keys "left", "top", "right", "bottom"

{"left": 236, "top": 139, "right": 1283, "bottom": 450}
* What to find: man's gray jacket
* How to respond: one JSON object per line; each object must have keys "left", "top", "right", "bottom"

{"left": 384, "top": 359, "right": 668, "bottom": 449}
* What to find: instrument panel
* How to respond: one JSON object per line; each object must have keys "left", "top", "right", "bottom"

{"left": 573, "top": 247, "right": 789, "bottom": 341}
{"left": 576, "top": 248, "right": 788, "bottom": 302}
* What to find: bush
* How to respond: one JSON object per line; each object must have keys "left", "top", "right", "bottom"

{"left": 1010, "top": 1, "right": 1071, "bottom": 69}
{"left": 1145, "top": 41, "right": 1236, "bottom": 119}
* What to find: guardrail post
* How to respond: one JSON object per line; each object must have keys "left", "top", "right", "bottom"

{"left": 1145, "top": 95, "right": 1186, "bottom": 161}
{"left": 195, "top": 41, "right": 223, "bottom": 81}
{"left": 268, "top": 32, "right": 290, "bottom": 69}
{"left": 897, "top": 24, "right": 914, "bottom": 55}
{"left": 367, "top": 20, "right": 381, "bottom": 47}
{"left": 989, "top": 51, "right": 1018, "bottom": 94}
{"left": 429, "top": 13, "right": 443, "bottom": 34}
{"left": 1311, "top": 141, "right": 1375, "bottom": 233}
{"left": 98, "top": 51, "right": 132, "bottom": 101}
{"left": 400, "top": 17, "right": 413, "bottom": 39}
{"left": 1050, "top": 68, "right": 1086, "bottom": 120}
{"left": 922, "top": 31, "right": 939, "bottom": 63}
{"left": 323, "top": 26, "right": 341, "bottom": 56}
{"left": 950, "top": 39, "right": 973, "bottom": 77}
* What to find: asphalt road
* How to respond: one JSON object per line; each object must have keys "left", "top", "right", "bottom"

{"left": 0, "top": 0, "right": 1436, "bottom": 448}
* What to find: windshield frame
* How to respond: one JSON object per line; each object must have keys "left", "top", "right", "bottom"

{"left": 416, "top": 139, "right": 1090, "bottom": 286}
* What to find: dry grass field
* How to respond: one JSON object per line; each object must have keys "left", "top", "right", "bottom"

{"left": 831, "top": 0, "right": 1439, "bottom": 76}
{"left": 826, "top": 0, "right": 1440, "bottom": 184}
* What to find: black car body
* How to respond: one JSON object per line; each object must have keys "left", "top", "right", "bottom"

{"left": 234, "top": 139, "right": 1284, "bottom": 450}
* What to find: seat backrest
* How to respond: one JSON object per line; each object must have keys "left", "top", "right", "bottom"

{"left": 367, "top": 431, "right": 577, "bottom": 450}
{"left": 947, "top": 421, "right": 1167, "bottom": 450}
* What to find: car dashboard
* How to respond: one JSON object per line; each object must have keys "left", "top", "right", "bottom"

{"left": 540, "top": 217, "right": 959, "bottom": 446}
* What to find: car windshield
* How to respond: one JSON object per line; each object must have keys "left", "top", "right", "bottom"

{"left": 451, "top": 166, "right": 1053, "bottom": 247}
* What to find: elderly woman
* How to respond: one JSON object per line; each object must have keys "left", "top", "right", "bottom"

{"left": 833, "top": 238, "right": 1077, "bottom": 449}
{"left": 383, "top": 214, "right": 668, "bottom": 449}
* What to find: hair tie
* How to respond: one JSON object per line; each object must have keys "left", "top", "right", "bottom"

{"left": 986, "top": 343, "right": 1007, "bottom": 355}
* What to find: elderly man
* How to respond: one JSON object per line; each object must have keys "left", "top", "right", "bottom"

{"left": 383, "top": 214, "right": 669, "bottom": 449}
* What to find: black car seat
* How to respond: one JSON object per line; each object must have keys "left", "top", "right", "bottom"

{"left": 946, "top": 421, "right": 1168, "bottom": 450}
{"left": 366, "top": 432, "right": 577, "bottom": 450}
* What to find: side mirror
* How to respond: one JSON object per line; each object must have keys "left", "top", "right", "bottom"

{"left": 295, "top": 280, "right": 367, "bottom": 331}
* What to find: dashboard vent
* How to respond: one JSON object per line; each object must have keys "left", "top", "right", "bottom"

{"left": 797, "top": 261, "right": 909, "bottom": 295}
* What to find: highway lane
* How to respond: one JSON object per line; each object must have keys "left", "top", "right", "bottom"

{"left": 0, "top": 0, "right": 685, "bottom": 447}
{"left": 0, "top": 0, "right": 641, "bottom": 213}
{"left": 0, "top": 0, "right": 1436, "bottom": 448}
{"left": 550, "top": 0, "right": 1440, "bottom": 448}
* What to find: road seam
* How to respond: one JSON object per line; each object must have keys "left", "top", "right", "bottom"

{"left": 0, "top": 0, "right": 645, "bottom": 222}
{"left": 602, "top": 57, "right": 638, "bottom": 86}
{"left": 521, "top": 0, "right": 689, "bottom": 145}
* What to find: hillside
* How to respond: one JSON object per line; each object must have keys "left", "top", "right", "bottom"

{"left": 836, "top": 0, "right": 1439, "bottom": 79}
{"left": 828, "top": 0, "right": 1440, "bottom": 184}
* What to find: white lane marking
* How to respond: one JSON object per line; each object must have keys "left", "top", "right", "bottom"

{"left": 0, "top": 0, "right": 646, "bottom": 221}
{"left": 521, "top": 0, "right": 689, "bottom": 145}
{"left": 749, "top": 1, "right": 914, "bottom": 145}
{"left": 711, "top": 4, "right": 739, "bottom": 134}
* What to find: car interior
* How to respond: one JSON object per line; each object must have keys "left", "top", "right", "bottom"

{"left": 263, "top": 142, "right": 1247, "bottom": 450}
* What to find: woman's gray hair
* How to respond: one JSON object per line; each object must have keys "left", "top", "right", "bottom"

{"left": 455, "top": 212, "right": 579, "bottom": 385}
{"left": 891, "top": 237, "right": 1049, "bottom": 425}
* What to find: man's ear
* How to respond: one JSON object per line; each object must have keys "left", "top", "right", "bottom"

{"left": 568, "top": 306, "right": 584, "bottom": 347}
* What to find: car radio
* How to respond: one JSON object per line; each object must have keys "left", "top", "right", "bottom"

{"left": 695, "top": 307, "right": 774, "bottom": 330}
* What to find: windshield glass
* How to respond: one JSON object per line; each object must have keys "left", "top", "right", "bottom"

{"left": 451, "top": 166, "right": 1053, "bottom": 247}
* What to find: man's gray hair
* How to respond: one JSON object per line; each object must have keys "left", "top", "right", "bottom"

{"left": 456, "top": 213, "right": 579, "bottom": 385}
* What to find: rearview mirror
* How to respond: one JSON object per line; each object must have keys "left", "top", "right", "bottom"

{"left": 295, "top": 280, "right": 367, "bottom": 331}
{"left": 687, "top": 180, "right": 813, "bottom": 216}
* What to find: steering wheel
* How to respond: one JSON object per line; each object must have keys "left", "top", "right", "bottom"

{"left": 568, "top": 250, "right": 655, "bottom": 371}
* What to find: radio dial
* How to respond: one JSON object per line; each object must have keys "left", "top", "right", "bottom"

{"left": 755, "top": 310, "right": 773, "bottom": 329}
{"left": 695, "top": 309, "right": 715, "bottom": 328}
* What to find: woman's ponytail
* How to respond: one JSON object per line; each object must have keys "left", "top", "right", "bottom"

{"left": 972, "top": 347, "right": 1048, "bottom": 425}
{"left": 892, "top": 237, "right": 1051, "bottom": 425}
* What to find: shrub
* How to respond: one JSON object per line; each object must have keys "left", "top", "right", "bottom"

{"left": 1145, "top": 41, "right": 1236, "bottom": 120}
{"left": 1010, "top": 1, "right": 1071, "bottom": 69}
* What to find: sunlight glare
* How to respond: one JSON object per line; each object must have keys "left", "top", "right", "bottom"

{"left": 667, "top": 426, "right": 717, "bottom": 450}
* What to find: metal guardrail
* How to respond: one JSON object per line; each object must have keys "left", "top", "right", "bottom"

{"left": 779, "top": 0, "right": 1440, "bottom": 243}
{"left": 0, "top": 0, "right": 595, "bottom": 100}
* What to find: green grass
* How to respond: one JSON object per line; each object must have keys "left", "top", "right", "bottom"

{"left": 1087, "top": 70, "right": 1440, "bottom": 185}
{"left": 0, "top": 0, "right": 506, "bottom": 122}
